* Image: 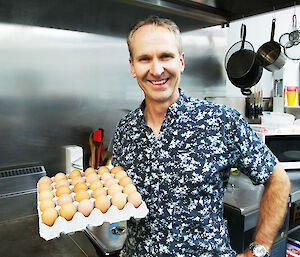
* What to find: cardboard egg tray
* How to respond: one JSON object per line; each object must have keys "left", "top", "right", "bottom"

{"left": 37, "top": 168, "right": 149, "bottom": 241}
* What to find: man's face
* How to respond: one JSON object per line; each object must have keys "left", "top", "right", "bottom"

{"left": 129, "top": 25, "right": 184, "bottom": 105}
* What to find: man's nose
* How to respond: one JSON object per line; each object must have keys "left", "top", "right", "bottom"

{"left": 149, "top": 59, "right": 164, "bottom": 76}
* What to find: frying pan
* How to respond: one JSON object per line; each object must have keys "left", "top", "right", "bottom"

{"left": 256, "top": 19, "right": 286, "bottom": 72}
{"left": 225, "top": 24, "right": 263, "bottom": 95}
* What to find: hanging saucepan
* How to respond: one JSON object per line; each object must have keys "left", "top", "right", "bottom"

{"left": 279, "top": 14, "right": 300, "bottom": 60}
{"left": 256, "top": 19, "right": 286, "bottom": 72}
{"left": 225, "top": 24, "right": 263, "bottom": 96}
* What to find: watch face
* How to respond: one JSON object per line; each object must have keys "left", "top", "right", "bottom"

{"left": 253, "top": 245, "right": 267, "bottom": 256}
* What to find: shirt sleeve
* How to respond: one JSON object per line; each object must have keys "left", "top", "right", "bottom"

{"left": 226, "top": 108, "right": 278, "bottom": 185}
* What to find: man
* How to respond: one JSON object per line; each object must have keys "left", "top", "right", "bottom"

{"left": 112, "top": 16, "right": 290, "bottom": 256}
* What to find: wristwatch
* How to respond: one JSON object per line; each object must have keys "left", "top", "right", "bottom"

{"left": 249, "top": 243, "right": 270, "bottom": 257}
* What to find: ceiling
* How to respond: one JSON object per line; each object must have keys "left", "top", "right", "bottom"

{"left": 0, "top": 0, "right": 298, "bottom": 37}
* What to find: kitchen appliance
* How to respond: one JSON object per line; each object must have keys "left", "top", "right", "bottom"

{"left": 251, "top": 125, "right": 300, "bottom": 170}
{"left": 0, "top": 165, "right": 46, "bottom": 222}
{"left": 63, "top": 145, "right": 84, "bottom": 174}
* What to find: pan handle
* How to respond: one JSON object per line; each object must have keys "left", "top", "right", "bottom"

{"left": 241, "top": 88, "right": 252, "bottom": 96}
{"left": 240, "top": 24, "right": 246, "bottom": 49}
{"left": 293, "top": 14, "right": 297, "bottom": 30}
{"left": 271, "top": 18, "right": 276, "bottom": 41}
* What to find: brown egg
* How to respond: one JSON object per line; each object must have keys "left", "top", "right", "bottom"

{"left": 119, "top": 176, "right": 132, "bottom": 187}
{"left": 98, "top": 166, "right": 110, "bottom": 175}
{"left": 84, "top": 167, "right": 96, "bottom": 177}
{"left": 111, "top": 193, "right": 127, "bottom": 210}
{"left": 38, "top": 176, "right": 52, "bottom": 185}
{"left": 78, "top": 199, "right": 94, "bottom": 217}
{"left": 55, "top": 179, "right": 69, "bottom": 189}
{"left": 95, "top": 195, "right": 111, "bottom": 213}
{"left": 92, "top": 187, "right": 107, "bottom": 198}
{"left": 74, "top": 182, "right": 88, "bottom": 193}
{"left": 54, "top": 172, "right": 67, "bottom": 183}
{"left": 71, "top": 176, "right": 85, "bottom": 186}
{"left": 115, "top": 170, "right": 127, "bottom": 181}
{"left": 69, "top": 169, "right": 82, "bottom": 180}
{"left": 128, "top": 191, "right": 142, "bottom": 208}
{"left": 39, "top": 190, "right": 54, "bottom": 201}
{"left": 39, "top": 199, "right": 55, "bottom": 212}
{"left": 75, "top": 190, "right": 90, "bottom": 202}
{"left": 86, "top": 173, "right": 99, "bottom": 184}
{"left": 104, "top": 178, "right": 118, "bottom": 188}
{"left": 89, "top": 180, "right": 103, "bottom": 191}
{"left": 110, "top": 166, "right": 124, "bottom": 174}
{"left": 57, "top": 194, "right": 73, "bottom": 206}
{"left": 56, "top": 185, "right": 71, "bottom": 197}
{"left": 42, "top": 207, "right": 58, "bottom": 226}
{"left": 60, "top": 202, "right": 77, "bottom": 221}
{"left": 101, "top": 172, "right": 112, "bottom": 182}
{"left": 123, "top": 184, "right": 137, "bottom": 195}
{"left": 107, "top": 184, "right": 122, "bottom": 196}
{"left": 38, "top": 183, "right": 53, "bottom": 193}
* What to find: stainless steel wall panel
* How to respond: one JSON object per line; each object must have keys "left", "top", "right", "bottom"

{"left": 0, "top": 23, "right": 227, "bottom": 175}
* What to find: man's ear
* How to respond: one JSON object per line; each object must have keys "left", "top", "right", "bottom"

{"left": 180, "top": 52, "right": 185, "bottom": 74}
{"left": 129, "top": 57, "right": 136, "bottom": 78}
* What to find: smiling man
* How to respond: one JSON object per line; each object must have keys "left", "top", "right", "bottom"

{"left": 128, "top": 22, "right": 184, "bottom": 138}
{"left": 112, "top": 16, "right": 290, "bottom": 257}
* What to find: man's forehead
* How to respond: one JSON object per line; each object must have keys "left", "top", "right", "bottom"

{"left": 132, "top": 24, "right": 173, "bottom": 40}
{"left": 130, "top": 25, "right": 179, "bottom": 57}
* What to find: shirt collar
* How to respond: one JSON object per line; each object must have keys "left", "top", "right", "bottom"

{"left": 168, "top": 88, "right": 187, "bottom": 117}
{"left": 137, "top": 88, "right": 187, "bottom": 122}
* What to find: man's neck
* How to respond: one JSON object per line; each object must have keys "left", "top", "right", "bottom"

{"left": 143, "top": 93, "right": 179, "bottom": 139}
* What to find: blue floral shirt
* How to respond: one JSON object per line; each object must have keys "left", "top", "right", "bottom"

{"left": 112, "top": 89, "right": 277, "bottom": 257}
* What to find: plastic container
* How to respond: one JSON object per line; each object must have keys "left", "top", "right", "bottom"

{"left": 286, "top": 86, "right": 299, "bottom": 106}
{"left": 261, "top": 112, "right": 295, "bottom": 128}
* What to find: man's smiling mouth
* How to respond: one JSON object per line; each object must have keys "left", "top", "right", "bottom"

{"left": 149, "top": 79, "right": 169, "bottom": 85}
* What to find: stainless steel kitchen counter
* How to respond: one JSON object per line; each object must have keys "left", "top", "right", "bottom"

{"left": 224, "top": 169, "right": 300, "bottom": 214}
{"left": 0, "top": 215, "right": 101, "bottom": 257}
{"left": 224, "top": 173, "right": 264, "bottom": 215}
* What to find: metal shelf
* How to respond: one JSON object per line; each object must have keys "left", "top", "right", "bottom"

{"left": 285, "top": 106, "right": 300, "bottom": 109}
{"left": 288, "top": 223, "right": 300, "bottom": 235}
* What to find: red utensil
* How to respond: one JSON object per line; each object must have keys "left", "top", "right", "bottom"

{"left": 93, "top": 129, "right": 103, "bottom": 169}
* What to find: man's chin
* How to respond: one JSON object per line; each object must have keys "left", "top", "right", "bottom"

{"left": 148, "top": 90, "right": 179, "bottom": 104}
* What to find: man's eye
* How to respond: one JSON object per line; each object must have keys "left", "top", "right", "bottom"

{"left": 161, "top": 55, "right": 172, "bottom": 60}
{"left": 139, "top": 57, "right": 150, "bottom": 62}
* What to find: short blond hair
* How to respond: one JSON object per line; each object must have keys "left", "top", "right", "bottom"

{"left": 127, "top": 16, "right": 183, "bottom": 59}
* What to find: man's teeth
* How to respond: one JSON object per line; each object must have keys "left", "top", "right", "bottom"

{"left": 151, "top": 79, "right": 168, "bottom": 85}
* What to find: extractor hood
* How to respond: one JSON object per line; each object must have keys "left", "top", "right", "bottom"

{"left": 0, "top": 0, "right": 298, "bottom": 37}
